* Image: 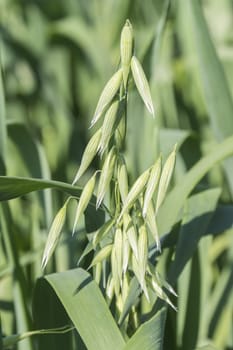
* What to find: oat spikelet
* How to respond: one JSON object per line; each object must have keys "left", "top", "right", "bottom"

{"left": 120, "top": 19, "right": 133, "bottom": 89}
{"left": 132, "top": 251, "right": 149, "bottom": 301}
{"left": 106, "top": 274, "right": 115, "bottom": 303}
{"left": 114, "top": 227, "right": 123, "bottom": 284}
{"left": 118, "top": 167, "right": 151, "bottom": 222}
{"left": 89, "top": 244, "right": 113, "bottom": 268}
{"left": 41, "top": 199, "right": 69, "bottom": 269}
{"left": 111, "top": 245, "right": 120, "bottom": 296}
{"left": 91, "top": 69, "right": 123, "bottom": 127}
{"left": 72, "top": 129, "right": 101, "bottom": 184}
{"left": 131, "top": 55, "right": 154, "bottom": 116}
{"left": 150, "top": 275, "right": 177, "bottom": 311}
{"left": 123, "top": 213, "right": 138, "bottom": 260}
{"left": 155, "top": 271, "right": 178, "bottom": 297}
{"left": 122, "top": 229, "right": 130, "bottom": 274}
{"left": 93, "top": 218, "right": 115, "bottom": 247}
{"left": 142, "top": 156, "right": 161, "bottom": 217}
{"left": 98, "top": 100, "right": 119, "bottom": 156}
{"left": 117, "top": 155, "right": 128, "bottom": 202}
{"left": 156, "top": 144, "right": 177, "bottom": 213}
{"left": 137, "top": 223, "right": 148, "bottom": 290}
{"left": 145, "top": 201, "right": 161, "bottom": 252}
{"left": 96, "top": 147, "right": 117, "bottom": 208}
{"left": 72, "top": 173, "right": 96, "bottom": 235}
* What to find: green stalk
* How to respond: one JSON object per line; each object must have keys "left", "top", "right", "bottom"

{"left": 0, "top": 53, "right": 7, "bottom": 166}
{"left": 0, "top": 204, "right": 33, "bottom": 350}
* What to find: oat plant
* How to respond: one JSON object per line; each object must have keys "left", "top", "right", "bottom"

{"left": 41, "top": 20, "right": 177, "bottom": 331}
{"left": 2, "top": 1, "right": 233, "bottom": 349}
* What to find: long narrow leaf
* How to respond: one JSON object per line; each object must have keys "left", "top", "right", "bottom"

{"left": 168, "top": 188, "right": 221, "bottom": 285}
{"left": 187, "top": 0, "right": 233, "bottom": 195}
{"left": 0, "top": 176, "right": 82, "bottom": 202}
{"left": 157, "top": 135, "right": 233, "bottom": 234}
{"left": 187, "top": 0, "right": 233, "bottom": 139}
{"left": 0, "top": 56, "right": 6, "bottom": 170}
{"left": 124, "top": 307, "right": 167, "bottom": 350}
{"left": 33, "top": 268, "right": 125, "bottom": 350}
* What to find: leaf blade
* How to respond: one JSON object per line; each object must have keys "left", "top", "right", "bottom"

{"left": 124, "top": 307, "right": 167, "bottom": 350}
{"left": 33, "top": 268, "right": 125, "bottom": 350}
{"left": 157, "top": 135, "right": 233, "bottom": 235}
{"left": 0, "top": 176, "right": 82, "bottom": 201}
{"left": 187, "top": 0, "right": 233, "bottom": 195}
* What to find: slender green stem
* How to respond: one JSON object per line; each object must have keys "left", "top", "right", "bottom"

{"left": 0, "top": 203, "right": 33, "bottom": 349}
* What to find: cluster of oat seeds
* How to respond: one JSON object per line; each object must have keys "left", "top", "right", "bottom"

{"left": 42, "top": 20, "right": 177, "bottom": 314}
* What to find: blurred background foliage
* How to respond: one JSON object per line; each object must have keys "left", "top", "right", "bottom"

{"left": 0, "top": 0, "right": 233, "bottom": 349}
